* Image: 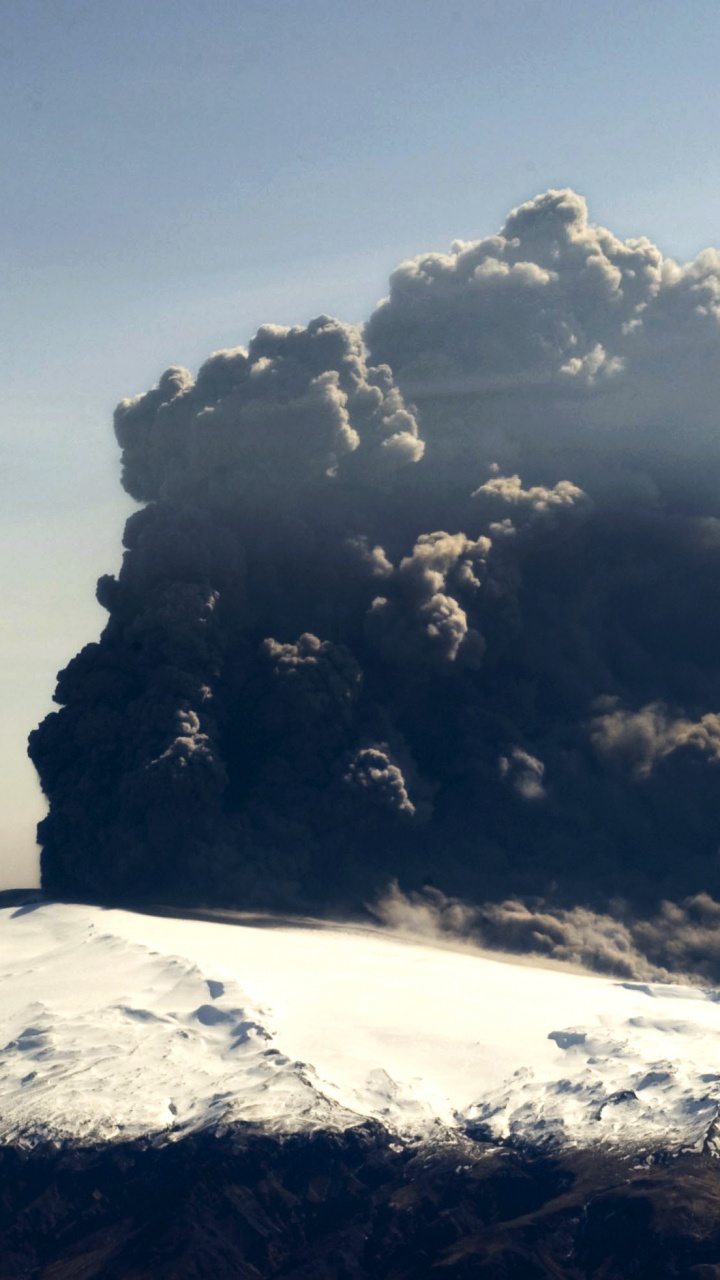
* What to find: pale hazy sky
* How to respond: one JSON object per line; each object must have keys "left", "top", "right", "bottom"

{"left": 2, "top": 0, "right": 720, "bottom": 887}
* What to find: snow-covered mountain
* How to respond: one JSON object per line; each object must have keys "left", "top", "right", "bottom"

{"left": 3, "top": 900, "right": 720, "bottom": 1157}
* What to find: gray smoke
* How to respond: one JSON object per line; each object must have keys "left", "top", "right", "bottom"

{"left": 28, "top": 190, "right": 720, "bottom": 976}
{"left": 365, "top": 188, "right": 720, "bottom": 512}
{"left": 372, "top": 883, "right": 720, "bottom": 986}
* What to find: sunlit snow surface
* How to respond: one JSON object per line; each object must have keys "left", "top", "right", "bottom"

{"left": 2, "top": 902, "right": 720, "bottom": 1154}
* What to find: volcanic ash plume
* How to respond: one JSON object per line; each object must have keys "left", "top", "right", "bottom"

{"left": 28, "top": 191, "right": 720, "bottom": 973}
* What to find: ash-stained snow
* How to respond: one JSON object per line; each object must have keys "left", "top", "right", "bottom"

{"left": 1, "top": 902, "right": 720, "bottom": 1154}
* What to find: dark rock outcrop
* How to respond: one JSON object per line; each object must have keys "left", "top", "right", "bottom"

{"left": 3, "top": 1125, "right": 720, "bottom": 1278}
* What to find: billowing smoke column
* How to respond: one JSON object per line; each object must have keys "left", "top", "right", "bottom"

{"left": 28, "top": 191, "right": 720, "bottom": 971}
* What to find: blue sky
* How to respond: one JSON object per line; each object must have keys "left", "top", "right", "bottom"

{"left": 3, "top": 0, "right": 720, "bottom": 886}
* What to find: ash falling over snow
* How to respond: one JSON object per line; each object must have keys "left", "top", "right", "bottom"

{"left": 28, "top": 190, "right": 720, "bottom": 976}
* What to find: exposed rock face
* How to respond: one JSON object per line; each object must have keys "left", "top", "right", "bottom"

{"left": 3, "top": 1126, "right": 720, "bottom": 1279}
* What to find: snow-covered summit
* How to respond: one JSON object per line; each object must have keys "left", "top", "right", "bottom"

{"left": 2, "top": 900, "right": 720, "bottom": 1155}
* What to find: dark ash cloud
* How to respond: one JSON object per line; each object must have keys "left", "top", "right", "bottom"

{"left": 365, "top": 187, "right": 720, "bottom": 512}
{"left": 371, "top": 883, "right": 720, "bottom": 986}
{"left": 28, "top": 190, "right": 720, "bottom": 976}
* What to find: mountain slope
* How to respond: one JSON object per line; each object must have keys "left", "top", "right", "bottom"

{"left": 2, "top": 901, "right": 720, "bottom": 1154}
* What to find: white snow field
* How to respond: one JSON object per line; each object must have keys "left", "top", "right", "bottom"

{"left": 2, "top": 901, "right": 720, "bottom": 1154}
